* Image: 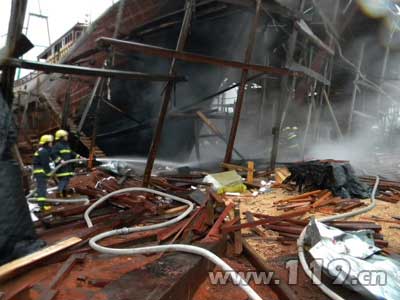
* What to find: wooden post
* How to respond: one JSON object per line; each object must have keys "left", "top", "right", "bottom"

{"left": 247, "top": 161, "right": 254, "bottom": 184}
{"left": 143, "top": 0, "right": 195, "bottom": 187}
{"left": 223, "top": 0, "right": 262, "bottom": 163}
{"left": 347, "top": 43, "right": 365, "bottom": 134}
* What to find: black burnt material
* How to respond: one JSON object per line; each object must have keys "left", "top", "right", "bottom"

{"left": 284, "top": 160, "right": 370, "bottom": 199}
{"left": 0, "top": 91, "right": 43, "bottom": 264}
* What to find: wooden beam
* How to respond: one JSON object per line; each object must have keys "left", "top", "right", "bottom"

{"left": 96, "top": 38, "right": 299, "bottom": 77}
{"left": 0, "top": 237, "right": 82, "bottom": 283}
{"left": 221, "top": 162, "right": 249, "bottom": 172}
{"left": 143, "top": 0, "right": 195, "bottom": 187}
{"left": 0, "top": 58, "right": 186, "bottom": 82}
{"left": 224, "top": 0, "right": 262, "bottom": 163}
{"left": 295, "top": 19, "right": 335, "bottom": 56}
{"left": 242, "top": 239, "right": 299, "bottom": 300}
{"left": 289, "top": 62, "right": 330, "bottom": 85}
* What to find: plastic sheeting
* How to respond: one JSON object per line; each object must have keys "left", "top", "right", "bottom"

{"left": 0, "top": 91, "right": 42, "bottom": 264}
{"left": 0, "top": 90, "right": 17, "bottom": 160}
{"left": 305, "top": 219, "right": 400, "bottom": 300}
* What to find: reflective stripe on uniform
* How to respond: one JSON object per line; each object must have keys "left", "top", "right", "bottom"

{"left": 34, "top": 151, "right": 39, "bottom": 157}
{"left": 33, "top": 169, "right": 45, "bottom": 174}
{"left": 60, "top": 149, "right": 72, "bottom": 154}
{"left": 37, "top": 197, "right": 47, "bottom": 201}
{"left": 56, "top": 172, "right": 74, "bottom": 177}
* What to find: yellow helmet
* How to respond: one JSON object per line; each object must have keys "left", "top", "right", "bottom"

{"left": 39, "top": 134, "right": 54, "bottom": 145}
{"left": 55, "top": 129, "right": 69, "bottom": 140}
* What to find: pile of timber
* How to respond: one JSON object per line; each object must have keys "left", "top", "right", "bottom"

{"left": 221, "top": 210, "right": 389, "bottom": 248}
{"left": 360, "top": 176, "right": 400, "bottom": 203}
{"left": 0, "top": 167, "right": 239, "bottom": 294}
{"left": 273, "top": 189, "right": 366, "bottom": 214}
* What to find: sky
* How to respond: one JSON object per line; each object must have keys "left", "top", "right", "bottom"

{"left": 0, "top": 0, "right": 114, "bottom": 71}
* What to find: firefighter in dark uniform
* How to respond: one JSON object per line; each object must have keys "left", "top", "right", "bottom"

{"left": 282, "top": 126, "right": 300, "bottom": 160}
{"left": 52, "top": 129, "right": 80, "bottom": 197}
{"left": 33, "top": 134, "right": 54, "bottom": 211}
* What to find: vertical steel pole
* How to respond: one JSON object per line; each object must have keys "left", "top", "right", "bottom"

{"left": 377, "top": 30, "right": 393, "bottom": 117}
{"left": 223, "top": 0, "right": 262, "bottom": 163}
{"left": 1, "top": 0, "right": 28, "bottom": 104}
{"left": 347, "top": 43, "right": 365, "bottom": 134}
{"left": 143, "top": 0, "right": 195, "bottom": 187}
{"left": 270, "top": 0, "right": 306, "bottom": 170}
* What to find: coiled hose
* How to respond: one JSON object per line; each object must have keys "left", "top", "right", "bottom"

{"left": 297, "top": 176, "right": 380, "bottom": 300}
{"left": 84, "top": 187, "right": 263, "bottom": 300}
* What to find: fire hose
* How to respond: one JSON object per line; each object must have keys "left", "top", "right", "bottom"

{"left": 27, "top": 197, "right": 89, "bottom": 205}
{"left": 28, "top": 158, "right": 380, "bottom": 299}
{"left": 27, "top": 158, "right": 263, "bottom": 299}
{"left": 84, "top": 187, "right": 263, "bottom": 300}
{"left": 297, "top": 176, "right": 380, "bottom": 300}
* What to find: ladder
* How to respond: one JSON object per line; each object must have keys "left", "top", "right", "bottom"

{"left": 43, "top": 94, "right": 106, "bottom": 158}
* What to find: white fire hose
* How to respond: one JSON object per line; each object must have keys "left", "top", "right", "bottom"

{"left": 297, "top": 176, "right": 380, "bottom": 300}
{"left": 84, "top": 187, "right": 263, "bottom": 300}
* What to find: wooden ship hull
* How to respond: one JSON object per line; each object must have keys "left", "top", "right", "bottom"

{"left": 14, "top": 0, "right": 277, "bottom": 163}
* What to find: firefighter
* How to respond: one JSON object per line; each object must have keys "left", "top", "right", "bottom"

{"left": 52, "top": 129, "right": 80, "bottom": 197}
{"left": 33, "top": 134, "right": 54, "bottom": 211}
{"left": 282, "top": 126, "right": 300, "bottom": 159}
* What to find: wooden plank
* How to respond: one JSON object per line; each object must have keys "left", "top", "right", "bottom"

{"left": 242, "top": 239, "right": 299, "bottom": 300}
{"left": 0, "top": 237, "right": 82, "bottom": 282}
{"left": 245, "top": 211, "right": 266, "bottom": 237}
{"left": 312, "top": 191, "right": 333, "bottom": 208}
{"left": 276, "top": 190, "right": 322, "bottom": 203}
{"left": 289, "top": 62, "right": 330, "bottom": 85}
{"left": 220, "top": 162, "right": 248, "bottom": 172}
{"left": 37, "top": 253, "right": 86, "bottom": 300}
